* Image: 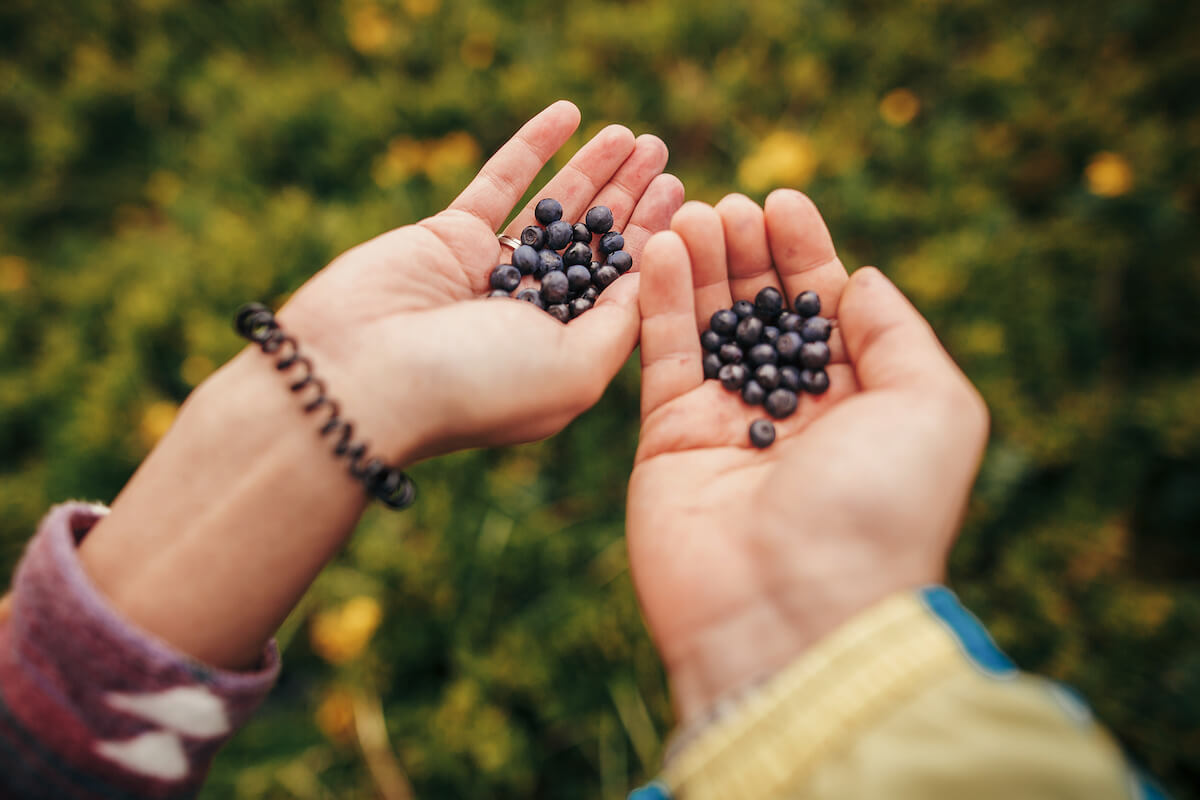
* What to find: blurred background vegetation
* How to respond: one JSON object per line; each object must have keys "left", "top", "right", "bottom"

{"left": 1, "top": 0, "right": 1198, "bottom": 797}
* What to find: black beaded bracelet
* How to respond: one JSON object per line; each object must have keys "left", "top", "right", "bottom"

{"left": 233, "top": 302, "right": 416, "bottom": 510}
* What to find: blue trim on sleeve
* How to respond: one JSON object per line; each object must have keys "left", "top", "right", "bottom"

{"left": 919, "top": 586, "right": 1017, "bottom": 678}
{"left": 1132, "top": 770, "right": 1172, "bottom": 800}
{"left": 628, "top": 781, "right": 671, "bottom": 800}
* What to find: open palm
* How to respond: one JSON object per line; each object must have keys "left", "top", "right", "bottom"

{"left": 627, "top": 192, "right": 989, "bottom": 723}
{"left": 279, "top": 101, "right": 684, "bottom": 463}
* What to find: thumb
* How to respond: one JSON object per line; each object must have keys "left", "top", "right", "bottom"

{"left": 838, "top": 266, "right": 970, "bottom": 395}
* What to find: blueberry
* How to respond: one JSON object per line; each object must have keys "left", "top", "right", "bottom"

{"left": 755, "top": 363, "right": 781, "bottom": 390}
{"left": 754, "top": 286, "right": 784, "bottom": 320}
{"left": 599, "top": 231, "right": 625, "bottom": 254}
{"left": 512, "top": 244, "right": 539, "bottom": 275}
{"left": 490, "top": 264, "right": 521, "bottom": 292}
{"left": 535, "top": 198, "right": 563, "bottom": 225}
{"left": 516, "top": 288, "right": 544, "bottom": 308}
{"left": 703, "top": 352, "right": 723, "bottom": 379}
{"left": 777, "top": 312, "right": 802, "bottom": 333}
{"left": 799, "top": 341, "right": 831, "bottom": 369}
{"left": 585, "top": 205, "right": 614, "bottom": 234}
{"left": 541, "top": 270, "right": 570, "bottom": 305}
{"left": 570, "top": 297, "right": 593, "bottom": 318}
{"left": 546, "top": 303, "right": 571, "bottom": 323}
{"left": 800, "top": 368, "right": 830, "bottom": 394}
{"left": 732, "top": 300, "right": 755, "bottom": 319}
{"left": 710, "top": 309, "right": 738, "bottom": 335}
{"left": 800, "top": 316, "right": 832, "bottom": 342}
{"left": 718, "top": 342, "right": 744, "bottom": 364}
{"left": 700, "top": 330, "right": 727, "bottom": 352}
{"left": 572, "top": 222, "right": 593, "bottom": 243}
{"left": 488, "top": 289, "right": 512, "bottom": 298}
{"left": 581, "top": 286, "right": 599, "bottom": 302}
{"left": 742, "top": 379, "right": 766, "bottom": 405}
{"left": 748, "top": 343, "right": 778, "bottom": 366}
{"left": 564, "top": 241, "right": 592, "bottom": 267}
{"left": 779, "top": 365, "right": 802, "bottom": 392}
{"left": 594, "top": 264, "right": 620, "bottom": 289}
{"left": 765, "top": 388, "right": 799, "bottom": 419}
{"left": 536, "top": 249, "right": 564, "bottom": 277}
{"left": 762, "top": 325, "right": 780, "bottom": 345}
{"left": 775, "top": 331, "right": 803, "bottom": 362}
{"left": 735, "top": 316, "right": 764, "bottom": 348}
{"left": 606, "top": 250, "right": 633, "bottom": 274}
{"left": 748, "top": 419, "right": 776, "bottom": 448}
{"left": 794, "top": 290, "right": 821, "bottom": 317}
{"left": 566, "top": 264, "right": 593, "bottom": 293}
{"left": 718, "top": 362, "right": 748, "bottom": 391}
{"left": 546, "top": 220, "right": 573, "bottom": 250}
{"left": 521, "top": 225, "right": 546, "bottom": 249}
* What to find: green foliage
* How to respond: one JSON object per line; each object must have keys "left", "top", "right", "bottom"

{"left": 2, "top": 0, "right": 1198, "bottom": 796}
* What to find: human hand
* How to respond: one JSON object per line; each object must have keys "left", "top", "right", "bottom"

{"left": 277, "top": 101, "right": 684, "bottom": 464}
{"left": 627, "top": 192, "right": 989, "bottom": 724}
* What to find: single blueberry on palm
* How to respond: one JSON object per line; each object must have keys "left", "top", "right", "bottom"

{"left": 490, "top": 264, "right": 521, "bottom": 292}
{"left": 710, "top": 309, "right": 738, "bottom": 335}
{"left": 700, "top": 330, "right": 727, "bottom": 352}
{"left": 572, "top": 222, "right": 593, "bottom": 243}
{"left": 754, "top": 286, "right": 785, "bottom": 320}
{"left": 742, "top": 379, "right": 766, "bottom": 405}
{"left": 516, "top": 288, "right": 544, "bottom": 308}
{"left": 794, "top": 290, "right": 821, "bottom": 318}
{"left": 535, "top": 197, "right": 563, "bottom": 225}
{"left": 775, "top": 331, "right": 803, "bottom": 362}
{"left": 594, "top": 264, "right": 620, "bottom": 289}
{"left": 748, "top": 343, "right": 778, "bottom": 366}
{"left": 566, "top": 264, "right": 592, "bottom": 294}
{"left": 800, "top": 368, "right": 830, "bottom": 394}
{"left": 735, "top": 316, "right": 764, "bottom": 348}
{"left": 512, "top": 244, "right": 539, "bottom": 275}
{"left": 599, "top": 231, "right": 624, "bottom": 254}
{"left": 779, "top": 365, "right": 802, "bottom": 392}
{"left": 546, "top": 220, "right": 573, "bottom": 250}
{"left": 764, "top": 388, "right": 798, "bottom": 419}
{"left": 585, "top": 205, "right": 614, "bottom": 233}
{"left": 521, "top": 225, "right": 546, "bottom": 249}
{"left": 799, "top": 341, "right": 831, "bottom": 369}
{"left": 754, "top": 363, "right": 781, "bottom": 391}
{"left": 777, "top": 311, "right": 802, "bottom": 332}
{"left": 606, "top": 250, "right": 633, "bottom": 273}
{"left": 718, "top": 342, "right": 744, "bottom": 364}
{"left": 800, "top": 316, "right": 832, "bottom": 342}
{"left": 536, "top": 249, "right": 564, "bottom": 277}
{"left": 718, "top": 363, "right": 748, "bottom": 391}
{"left": 541, "top": 270, "right": 570, "bottom": 305}
{"left": 703, "top": 352, "right": 723, "bottom": 379}
{"left": 748, "top": 419, "right": 776, "bottom": 448}
{"left": 563, "top": 241, "right": 592, "bottom": 267}
{"left": 732, "top": 299, "right": 755, "bottom": 319}
{"left": 546, "top": 303, "right": 571, "bottom": 323}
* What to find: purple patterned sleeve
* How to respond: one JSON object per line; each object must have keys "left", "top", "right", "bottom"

{"left": 0, "top": 502, "right": 280, "bottom": 799}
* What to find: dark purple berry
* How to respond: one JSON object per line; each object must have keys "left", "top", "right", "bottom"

{"left": 563, "top": 241, "right": 592, "bottom": 267}
{"left": 585, "top": 205, "right": 615, "bottom": 234}
{"left": 762, "top": 325, "right": 780, "bottom": 345}
{"left": 700, "top": 330, "right": 726, "bottom": 352}
{"left": 581, "top": 286, "right": 598, "bottom": 302}
{"left": 599, "top": 231, "right": 624, "bottom": 254}
{"left": 569, "top": 297, "right": 593, "bottom": 318}
{"left": 755, "top": 363, "right": 781, "bottom": 390}
{"left": 546, "top": 220, "right": 573, "bottom": 250}
{"left": 512, "top": 244, "right": 539, "bottom": 275}
{"left": 748, "top": 343, "right": 778, "bottom": 366}
{"left": 489, "top": 289, "right": 511, "bottom": 298}
{"left": 800, "top": 316, "right": 832, "bottom": 342}
{"left": 718, "top": 363, "right": 748, "bottom": 391}
{"left": 594, "top": 264, "right": 620, "bottom": 289}
{"left": 703, "top": 352, "right": 723, "bottom": 379}
{"left": 732, "top": 300, "right": 755, "bottom": 319}
{"left": 754, "top": 286, "right": 785, "bottom": 320}
{"left": 541, "top": 270, "right": 570, "bottom": 305}
{"left": 718, "top": 342, "right": 744, "bottom": 364}
{"left": 742, "top": 379, "right": 766, "bottom": 405}
{"left": 566, "top": 264, "right": 592, "bottom": 293}
{"left": 521, "top": 225, "right": 546, "bottom": 249}
{"left": 775, "top": 331, "right": 803, "bottom": 362}
{"left": 535, "top": 197, "right": 563, "bottom": 225}
{"left": 749, "top": 419, "right": 776, "bottom": 448}
{"left": 546, "top": 303, "right": 570, "bottom": 323}
{"left": 800, "top": 368, "right": 830, "bottom": 394}
{"left": 490, "top": 264, "right": 521, "bottom": 292}
{"left": 606, "top": 250, "right": 633, "bottom": 273}
{"left": 735, "top": 316, "right": 764, "bottom": 348}
{"left": 572, "top": 222, "right": 593, "bottom": 243}
{"left": 765, "top": 388, "right": 799, "bottom": 419}
{"left": 710, "top": 309, "right": 738, "bottom": 335}
{"left": 780, "top": 365, "right": 802, "bottom": 392}
{"left": 794, "top": 290, "right": 821, "bottom": 317}
{"left": 799, "top": 341, "right": 831, "bottom": 369}
{"left": 516, "top": 288, "right": 544, "bottom": 308}
{"left": 777, "top": 312, "right": 802, "bottom": 332}
{"left": 536, "top": 249, "right": 563, "bottom": 277}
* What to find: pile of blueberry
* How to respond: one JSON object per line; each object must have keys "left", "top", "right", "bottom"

{"left": 701, "top": 287, "right": 833, "bottom": 448}
{"left": 488, "top": 198, "right": 633, "bottom": 322}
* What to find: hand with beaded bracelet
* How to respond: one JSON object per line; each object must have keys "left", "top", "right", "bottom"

{"left": 68, "top": 101, "right": 684, "bottom": 671}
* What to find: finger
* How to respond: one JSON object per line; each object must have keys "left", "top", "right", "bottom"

{"left": 715, "top": 193, "right": 781, "bottom": 302}
{"left": 637, "top": 231, "right": 706, "bottom": 419}
{"left": 670, "top": 201, "right": 732, "bottom": 333}
{"left": 502, "top": 124, "right": 637, "bottom": 238}
{"left": 448, "top": 100, "right": 581, "bottom": 231}
{"left": 838, "top": 266, "right": 970, "bottom": 393}
{"left": 764, "top": 189, "right": 849, "bottom": 317}
{"left": 618, "top": 172, "right": 686, "bottom": 265}
{"left": 585, "top": 134, "right": 670, "bottom": 254}
{"left": 557, "top": 271, "right": 642, "bottom": 399}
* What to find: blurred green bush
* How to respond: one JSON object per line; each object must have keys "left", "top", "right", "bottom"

{"left": 1, "top": 0, "right": 1197, "bottom": 797}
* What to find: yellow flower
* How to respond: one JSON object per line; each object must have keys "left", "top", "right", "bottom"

{"left": 310, "top": 595, "right": 383, "bottom": 664}
{"left": 879, "top": 88, "right": 920, "bottom": 127}
{"left": 425, "top": 131, "right": 481, "bottom": 183}
{"left": 1085, "top": 152, "right": 1133, "bottom": 197}
{"left": 347, "top": 4, "right": 393, "bottom": 55}
{"left": 140, "top": 401, "right": 179, "bottom": 449}
{"left": 402, "top": 0, "right": 440, "bottom": 16}
{"left": 737, "top": 130, "right": 817, "bottom": 192}
{"left": 0, "top": 256, "right": 29, "bottom": 293}
{"left": 315, "top": 687, "right": 357, "bottom": 743}
{"left": 460, "top": 32, "right": 495, "bottom": 70}
{"left": 372, "top": 136, "right": 426, "bottom": 188}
